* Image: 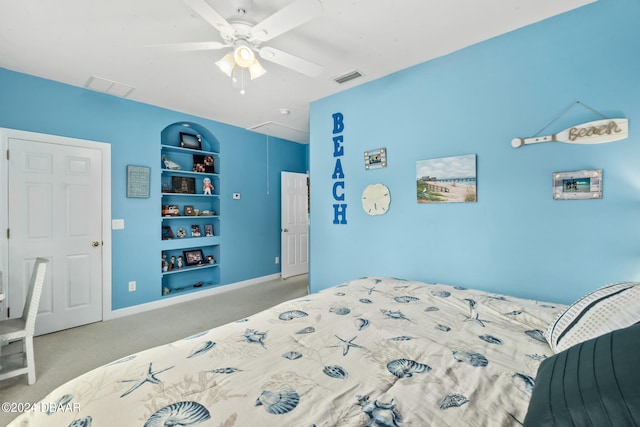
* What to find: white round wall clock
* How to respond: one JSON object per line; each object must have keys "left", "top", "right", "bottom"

{"left": 361, "top": 183, "right": 391, "bottom": 215}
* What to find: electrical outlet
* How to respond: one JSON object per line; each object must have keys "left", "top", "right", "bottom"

{"left": 275, "top": 256, "right": 279, "bottom": 264}
{"left": 128, "top": 281, "right": 136, "bottom": 292}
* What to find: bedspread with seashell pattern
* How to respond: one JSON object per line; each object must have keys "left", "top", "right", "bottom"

{"left": 10, "top": 276, "right": 565, "bottom": 427}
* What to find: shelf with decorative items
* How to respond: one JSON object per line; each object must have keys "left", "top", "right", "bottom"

{"left": 160, "top": 125, "right": 221, "bottom": 297}
{"left": 161, "top": 244, "right": 220, "bottom": 297}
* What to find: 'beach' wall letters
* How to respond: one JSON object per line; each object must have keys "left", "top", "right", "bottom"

{"left": 332, "top": 112, "right": 347, "bottom": 224}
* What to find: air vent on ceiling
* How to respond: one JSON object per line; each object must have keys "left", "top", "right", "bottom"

{"left": 333, "top": 70, "right": 364, "bottom": 84}
{"left": 84, "top": 76, "right": 134, "bottom": 98}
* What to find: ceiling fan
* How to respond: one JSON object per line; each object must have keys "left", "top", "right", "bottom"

{"left": 178, "top": 0, "right": 325, "bottom": 81}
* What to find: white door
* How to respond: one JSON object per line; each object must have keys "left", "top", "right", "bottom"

{"left": 281, "top": 172, "right": 309, "bottom": 278}
{"left": 7, "top": 137, "right": 103, "bottom": 335}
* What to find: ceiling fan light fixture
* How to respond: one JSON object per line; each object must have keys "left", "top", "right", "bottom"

{"left": 215, "top": 53, "right": 236, "bottom": 77}
{"left": 248, "top": 59, "right": 267, "bottom": 80}
{"left": 233, "top": 41, "right": 255, "bottom": 68}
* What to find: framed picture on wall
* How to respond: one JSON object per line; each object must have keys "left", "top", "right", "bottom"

{"left": 126, "top": 165, "right": 150, "bottom": 198}
{"left": 364, "top": 148, "right": 387, "bottom": 169}
{"left": 416, "top": 154, "right": 477, "bottom": 203}
{"left": 553, "top": 169, "right": 602, "bottom": 200}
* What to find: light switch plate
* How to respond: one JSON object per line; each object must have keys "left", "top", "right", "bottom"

{"left": 112, "top": 219, "right": 125, "bottom": 229}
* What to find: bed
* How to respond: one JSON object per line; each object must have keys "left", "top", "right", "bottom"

{"left": 8, "top": 276, "right": 574, "bottom": 426}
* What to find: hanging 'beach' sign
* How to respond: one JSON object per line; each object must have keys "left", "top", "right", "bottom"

{"left": 511, "top": 118, "right": 629, "bottom": 148}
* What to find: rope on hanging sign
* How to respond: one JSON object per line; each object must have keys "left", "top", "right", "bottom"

{"left": 511, "top": 102, "right": 628, "bottom": 148}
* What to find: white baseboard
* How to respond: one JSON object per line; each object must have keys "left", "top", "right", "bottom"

{"left": 104, "top": 273, "right": 281, "bottom": 321}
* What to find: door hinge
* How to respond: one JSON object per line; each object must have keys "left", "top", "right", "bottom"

{"left": 6, "top": 149, "right": 9, "bottom": 160}
{"left": 6, "top": 228, "right": 9, "bottom": 239}
{"left": 7, "top": 307, "right": 10, "bottom": 318}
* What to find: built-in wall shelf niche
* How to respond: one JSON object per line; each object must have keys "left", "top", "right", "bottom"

{"left": 160, "top": 122, "right": 221, "bottom": 297}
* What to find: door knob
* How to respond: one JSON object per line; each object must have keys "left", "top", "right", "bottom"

{"left": 92, "top": 241, "right": 100, "bottom": 247}
{"left": 282, "top": 228, "right": 289, "bottom": 232}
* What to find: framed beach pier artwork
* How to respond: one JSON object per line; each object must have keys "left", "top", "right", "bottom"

{"left": 416, "top": 154, "right": 477, "bottom": 203}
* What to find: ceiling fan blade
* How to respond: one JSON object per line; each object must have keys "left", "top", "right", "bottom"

{"left": 259, "top": 46, "right": 323, "bottom": 77}
{"left": 183, "top": 0, "right": 236, "bottom": 38}
{"left": 250, "top": 0, "right": 323, "bottom": 42}
{"left": 149, "top": 41, "right": 229, "bottom": 52}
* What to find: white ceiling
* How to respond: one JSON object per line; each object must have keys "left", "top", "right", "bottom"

{"left": 0, "top": 0, "right": 595, "bottom": 143}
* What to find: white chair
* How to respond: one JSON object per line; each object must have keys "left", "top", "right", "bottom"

{"left": 0, "top": 258, "right": 49, "bottom": 385}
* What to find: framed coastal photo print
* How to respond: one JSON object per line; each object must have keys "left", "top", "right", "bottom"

{"left": 416, "top": 154, "right": 477, "bottom": 203}
{"left": 364, "top": 148, "right": 387, "bottom": 169}
{"left": 553, "top": 169, "right": 602, "bottom": 200}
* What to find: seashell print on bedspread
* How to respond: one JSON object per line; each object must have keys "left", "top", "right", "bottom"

{"left": 9, "top": 276, "right": 565, "bottom": 427}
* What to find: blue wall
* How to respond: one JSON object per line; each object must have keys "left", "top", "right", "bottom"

{"left": 0, "top": 68, "right": 307, "bottom": 310}
{"left": 309, "top": 0, "right": 640, "bottom": 304}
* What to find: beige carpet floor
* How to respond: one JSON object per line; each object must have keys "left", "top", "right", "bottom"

{"left": 0, "top": 274, "right": 308, "bottom": 426}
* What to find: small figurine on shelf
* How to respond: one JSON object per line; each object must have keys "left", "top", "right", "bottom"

{"left": 162, "top": 252, "right": 168, "bottom": 272}
{"left": 203, "top": 177, "right": 214, "bottom": 195}
{"left": 170, "top": 256, "right": 175, "bottom": 271}
{"left": 177, "top": 256, "right": 184, "bottom": 269}
{"left": 162, "top": 155, "right": 180, "bottom": 170}
{"left": 207, "top": 255, "right": 215, "bottom": 264}
{"left": 163, "top": 287, "right": 171, "bottom": 295}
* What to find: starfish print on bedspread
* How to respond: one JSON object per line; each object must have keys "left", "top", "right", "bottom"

{"left": 118, "top": 362, "right": 175, "bottom": 398}
{"left": 329, "top": 335, "right": 364, "bottom": 356}
{"left": 361, "top": 285, "right": 381, "bottom": 295}
{"left": 464, "top": 313, "right": 490, "bottom": 327}
{"left": 243, "top": 328, "right": 268, "bottom": 348}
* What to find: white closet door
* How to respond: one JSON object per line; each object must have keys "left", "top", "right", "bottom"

{"left": 8, "top": 137, "right": 103, "bottom": 335}
{"left": 281, "top": 171, "right": 309, "bottom": 279}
